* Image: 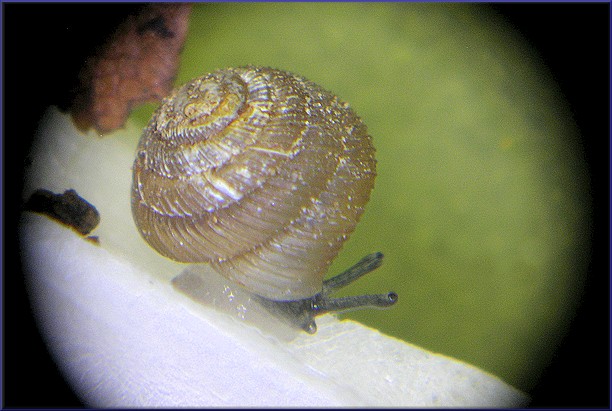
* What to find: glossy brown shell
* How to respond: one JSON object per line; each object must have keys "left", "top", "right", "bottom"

{"left": 131, "top": 66, "right": 376, "bottom": 300}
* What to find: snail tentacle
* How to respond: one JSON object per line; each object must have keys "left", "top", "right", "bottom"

{"left": 253, "top": 252, "right": 398, "bottom": 334}
{"left": 321, "top": 251, "right": 384, "bottom": 294}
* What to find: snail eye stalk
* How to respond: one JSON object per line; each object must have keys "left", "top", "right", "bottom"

{"left": 255, "top": 252, "right": 398, "bottom": 334}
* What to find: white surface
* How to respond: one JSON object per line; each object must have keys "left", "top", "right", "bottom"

{"left": 19, "top": 108, "right": 529, "bottom": 407}
{"left": 21, "top": 214, "right": 528, "bottom": 407}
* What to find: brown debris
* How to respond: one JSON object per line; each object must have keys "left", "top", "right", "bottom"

{"left": 85, "top": 236, "right": 101, "bottom": 245}
{"left": 70, "top": 3, "right": 192, "bottom": 134}
{"left": 24, "top": 189, "right": 100, "bottom": 236}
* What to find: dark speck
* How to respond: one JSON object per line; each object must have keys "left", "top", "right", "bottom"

{"left": 137, "top": 16, "right": 174, "bottom": 39}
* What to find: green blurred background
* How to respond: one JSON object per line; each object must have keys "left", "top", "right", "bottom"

{"left": 131, "top": 3, "right": 592, "bottom": 394}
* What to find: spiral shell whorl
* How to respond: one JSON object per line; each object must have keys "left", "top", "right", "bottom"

{"left": 132, "top": 66, "right": 376, "bottom": 300}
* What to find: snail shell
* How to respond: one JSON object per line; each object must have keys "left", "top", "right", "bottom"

{"left": 131, "top": 66, "right": 376, "bottom": 301}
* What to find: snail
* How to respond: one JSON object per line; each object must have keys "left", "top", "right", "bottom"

{"left": 131, "top": 66, "right": 397, "bottom": 333}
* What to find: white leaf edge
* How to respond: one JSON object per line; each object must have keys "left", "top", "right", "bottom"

{"left": 19, "top": 108, "right": 529, "bottom": 407}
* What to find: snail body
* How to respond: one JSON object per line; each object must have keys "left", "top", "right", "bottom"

{"left": 132, "top": 66, "right": 396, "bottom": 332}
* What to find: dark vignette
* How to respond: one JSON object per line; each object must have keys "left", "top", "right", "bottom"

{"left": 3, "top": 3, "right": 609, "bottom": 407}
